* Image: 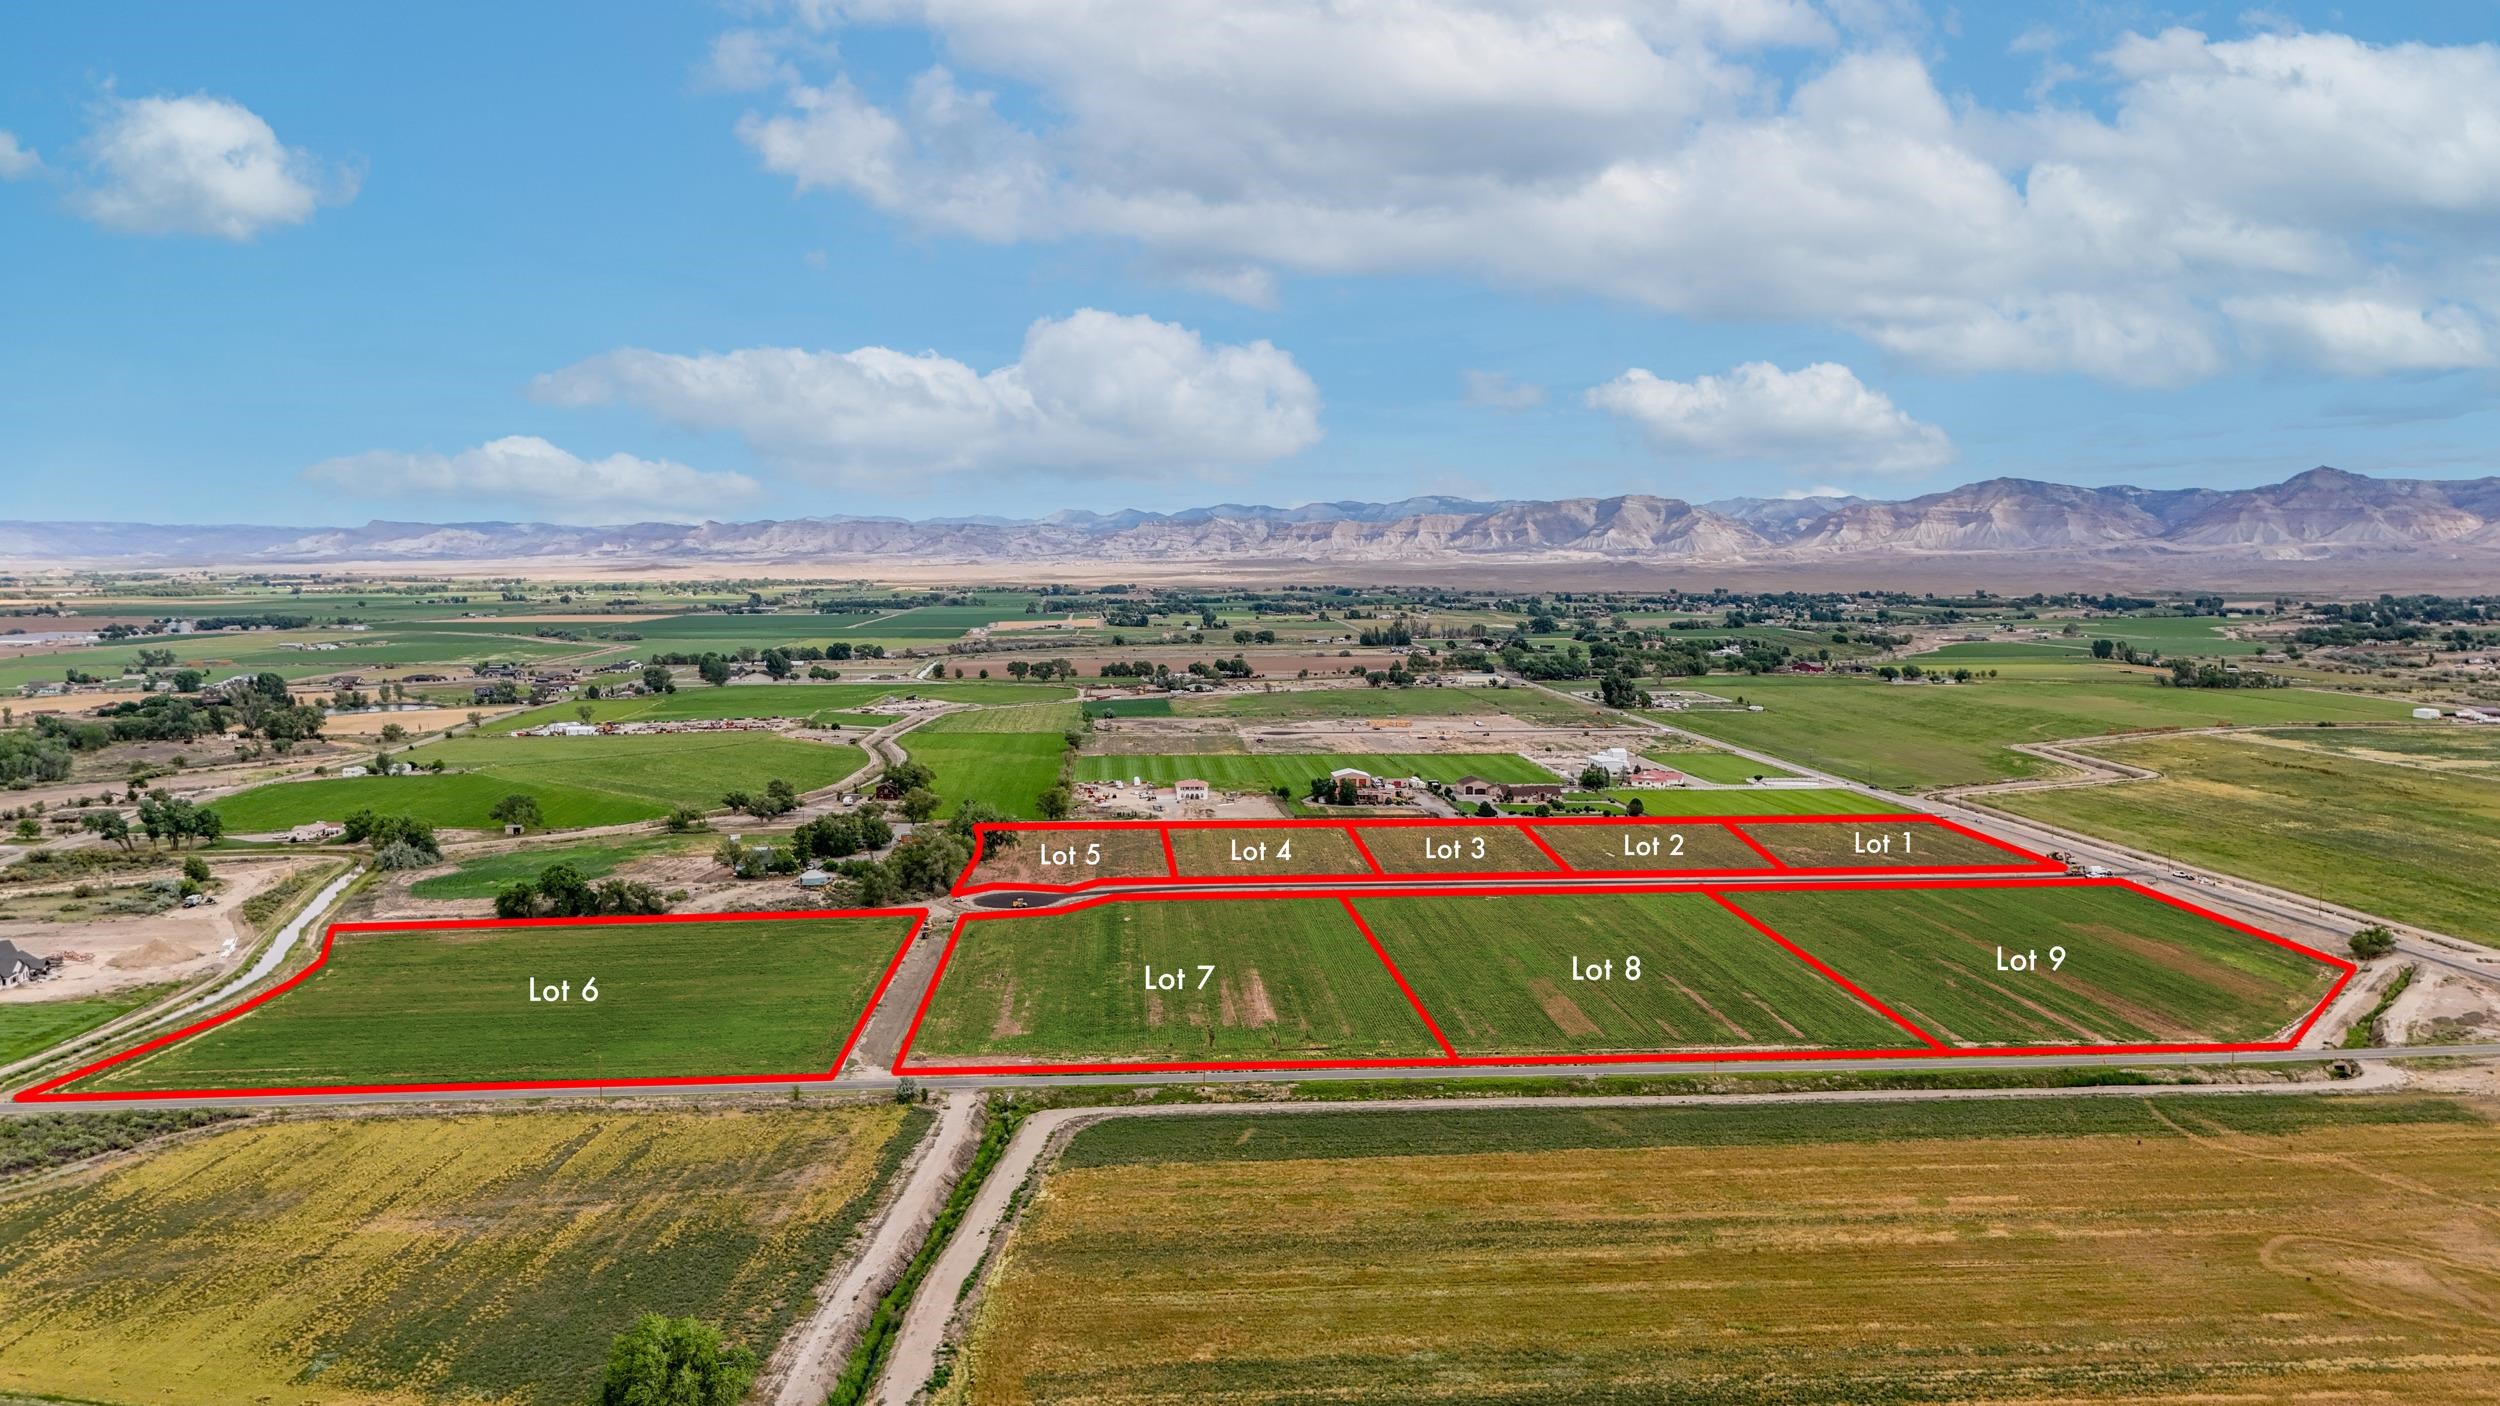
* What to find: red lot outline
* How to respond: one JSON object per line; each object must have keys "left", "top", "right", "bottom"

{"left": 15, "top": 907, "right": 931, "bottom": 1104}
{"left": 949, "top": 812, "right": 2059, "bottom": 896}
{"left": 893, "top": 876, "right": 2356, "bottom": 1077}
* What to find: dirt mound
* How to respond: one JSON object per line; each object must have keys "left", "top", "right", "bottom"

{"left": 109, "top": 936, "right": 205, "bottom": 970}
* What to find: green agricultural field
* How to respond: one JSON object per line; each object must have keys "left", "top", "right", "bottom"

{"left": 904, "top": 703, "right": 1078, "bottom": 818}
{"left": 1081, "top": 697, "right": 1172, "bottom": 718}
{"left": 1663, "top": 675, "right": 2414, "bottom": 790}
{"left": 1725, "top": 884, "right": 2337, "bottom": 1047}
{"left": 0, "top": 984, "right": 180, "bottom": 1068}
{"left": 1993, "top": 730, "right": 2500, "bottom": 946}
{"left": 211, "top": 732, "right": 867, "bottom": 831}
{"left": 498, "top": 680, "right": 1070, "bottom": 729}
{"left": 1167, "top": 824, "right": 1373, "bottom": 878}
{"left": 905, "top": 898, "right": 1442, "bottom": 1065}
{"left": 211, "top": 771, "right": 663, "bottom": 832}
{"left": 404, "top": 836, "right": 694, "bottom": 900}
{"left": 1353, "top": 892, "right": 1916, "bottom": 1054}
{"left": 77, "top": 915, "right": 920, "bottom": 1092}
{"left": 956, "top": 1096, "right": 2495, "bottom": 1406}
{"left": 1641, "top": 746, "right": 1791, "bottom": 782}
{"left": 834, "top": 602, "right": 1052, "bottom": 636}
{"left": 1534, "top": 787, "right": 1906, "bottom": 816}
{"left": 1179, "top": 685, "right": 1605, "bottom": 725}
{"left": 1737, "top": 816, "right": 2035, "bottom": 868}
{"left": 417, "top": 732, "right": 865, "bottom": 807}
{"left": 916, "top": 701, "right": 1084, "bottom": 734}
{"left": 1076, "top": 752, "right": 1553, "bottom": 793}
{"left": 0, "top": 1106, "right": 924, "bottom": 1406}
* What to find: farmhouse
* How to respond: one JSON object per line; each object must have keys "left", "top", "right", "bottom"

{"left": 1174, "top": 778, "right": 1210, "bottom": 802}
{"left": 287, "top": 821, "right": 346, "bottom": 843}
{"left": 0, "top": 939, "right": 62, "bottom": 987}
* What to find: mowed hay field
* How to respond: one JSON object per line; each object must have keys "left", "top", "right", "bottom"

{"left": 1352, "top": 893, "right": 1916, "bottom": 1054}
{"left": 906, "top": 898, "right": 1441, "bottom": 1065}
{"left": 0, "top": 1106, "right": 925, "bottom": 1406}
{"left": 1662, "top": 675, "right": 2416, "bottom": 791}
{"left": 1726, "top": 884, "right": 2339, "bottom": 1047}
{"left": 1736, "top": 816, "right": 2040, "bottom": 868}
{"left": 946, "top": 1096, "right": 2500, "bottom": 1406}
{"left": 212, "top": 731, "right": 867, "bottom": 831}
{"left": 79, "top": 916, "right": 919, "bottom": 1092}
{"left": 1993, "top": 729, "right": 2500, "bottom": 947}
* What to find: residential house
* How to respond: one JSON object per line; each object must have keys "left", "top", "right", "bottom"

{"left": 0, "top": 940, "right": 61, "bottom": 987}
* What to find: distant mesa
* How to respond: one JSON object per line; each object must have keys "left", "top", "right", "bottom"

{"left": 4, "top": 468, "right": 2497, "bottom": 578}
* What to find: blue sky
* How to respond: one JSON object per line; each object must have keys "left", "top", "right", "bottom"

{"left": 4, "top": 1, "right": 2498, "bottom": 526}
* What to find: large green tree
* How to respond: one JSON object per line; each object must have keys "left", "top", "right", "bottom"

{"left": 598, "top": 1315, "right": 755, "bottom": 1406}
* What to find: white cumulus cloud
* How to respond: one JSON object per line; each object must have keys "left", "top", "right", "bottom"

{"left": 2223, "top": 293, "right": 2492, "bottom": 375}
{"left": 531, "top": 309, "right": 1322, "bottom": 481}
{"left": 305, "top": 436, "right": 759, "bottom": 522}
{"left": 720, "top": 5, "right": 2500, "bottom": 381}
{"left": 74, "top": 93, "right": 353, "bottom": 239}
{"left": 1585, "top": 361, "right": 1953, "bottom": 474}
{"left": 0, "top": 131, "right": 39, "bottom": 179}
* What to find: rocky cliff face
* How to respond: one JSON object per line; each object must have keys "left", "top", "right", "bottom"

{"left": 6, "top": 468, "right": 2497, "bottom": 570}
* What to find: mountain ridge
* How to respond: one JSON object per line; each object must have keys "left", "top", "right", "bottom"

{"left": 4, "top": 468, "right": 2496, "bottom": 572}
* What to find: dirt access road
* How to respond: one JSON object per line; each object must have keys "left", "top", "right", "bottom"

{"left": 760, "top": 1093, "right": 984, "bottom": 1406}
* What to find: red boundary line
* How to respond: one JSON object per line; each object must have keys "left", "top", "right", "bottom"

{"left": 1720, "top": 821, "right": 1789, "bottom": 869}
{"left": 893, "top": 876, "right": 2353, "bottom": 1076}
{"left": 949, "top": 814, "right": 2060, "bottom": 896}
{"left": 1516, "top": 820, "right": 1573, "bottom": 872}
{"left": 16, "top": 907, "right": 932, "bottom": 1104}
{"left": 1705, "top": 889, "right": 1943, "bottom": 1049}
{"left": 1340, "top": 896, "right": 1457, "bottom": 1059}
{"left": 1345, "top": 826, "right": 1388, "bottom": 876}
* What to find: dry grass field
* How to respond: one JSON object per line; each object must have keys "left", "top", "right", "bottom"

{"left": 0, "top": 1105, "right": 925, "bottom": 1406}
{"left": 945, "top": 1095, "right": 2500, "bottom": 1405}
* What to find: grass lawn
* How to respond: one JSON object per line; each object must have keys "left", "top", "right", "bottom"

{"left": 77, "top": 915, "right": 919, "bottom": 1092}
{"left": 0, "top": 983, "right": 180, "bottom": 1068}
{"left": 1662, "top": 675, "right": 2414, "bottom": 790}
{"left": 1724, "top": 884, "right": 2338, "bottom": 1047}
{"left": 964, "top": 1096, "right": 2492, "bottom": 1405}
{"left": 1353, "top": 892, "right": 1916, "bottom": 1055}
{"left": 405, "top": 836, "right": 694, "bottom": 899}
{"left": 1082, "top": 698, "right": 1173, "bottom": 718}
{"left": 1993, "top": 729, "right": 2500, "bottom": 946}
{"left": 1076, "top": 752, "right": 1553, "bottom": 792}
{"left": 212, "top": 732, "right": 867, "bottom": 832}
{"left": 1179, "top": 686, "right": 1604, "bottom": 725}
{"left": 0, "top": 1106, "right": 925, "bottom": 1406}
{"left": 905, "top": 897, "right": 1441, "bottom": 1065}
